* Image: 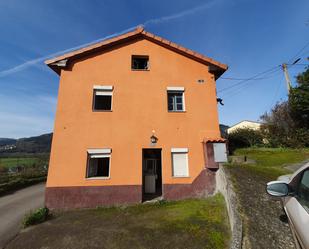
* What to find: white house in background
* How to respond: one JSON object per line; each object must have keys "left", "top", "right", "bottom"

{"left": 227, "top": 120, "right": 262, "bottom": 134}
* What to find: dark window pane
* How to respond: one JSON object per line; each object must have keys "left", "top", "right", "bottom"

{"left": 94, "top": 95, "right": 112, "bottom": 110}
{"left": 88, "top": 157, "right": 110, "bottom": 177}
{"left": 176, "top": 95, "right": 183, "bottom": 104}
{"left": 176, "top": 103, "right": 183, "bottom": 111}
{"left": 168, "top": 103, "right": 174, "bottom": 111}
{"left": 298, "top": 170, "right": 309, "bottom": 210}
{"left": 132, "top": 56, "right": 149, "bottom": 70}
{"left": 167, "top": 92, "right": 183, "bottom": 111}
{"left": 168, "top": 93, "right": 175, "bottom": 111}
{"left": 97, "top": 158, "right": 110, "bottom": 177}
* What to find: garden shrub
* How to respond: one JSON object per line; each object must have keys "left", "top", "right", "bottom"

{"left": 23, "top": 207, "right": 50, "bottom": 228}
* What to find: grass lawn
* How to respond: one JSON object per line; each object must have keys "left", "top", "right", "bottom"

{"left": 0, "top": 157, "right": 40, "bottom": 169}
{"left": 225, "top": 147, "right": 309, "bottom": 249}
{"left": 233, "top": 147, "right": 309, "bottom": 179}
{"left": 7, "top": 194, "right": 230, "bottom": 249}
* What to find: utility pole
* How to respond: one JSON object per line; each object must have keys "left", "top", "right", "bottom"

{"left": 281, "top": 63, "right": 291, "bottom": 93}
{"left": 281, "top": 58, "right": 301, "bottom": 94}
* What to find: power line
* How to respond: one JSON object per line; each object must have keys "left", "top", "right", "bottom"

{"left": 269, "top": 73, "right": 284, "bottom": 110}
{"left": 288, "top": 41, "right": 309, "bottom": 64}
{"left": 216, "top": 43, "right": 309, "bottom": 100}
{"left": 217, "top": 66, "right": 280, "bottom": 93}
{"left": 286, "top": 63, "right": 309, "bottom": 66}
{"left": 222, "top": 70, "right": 281, "bottom": 99}
{"left": 220, "top": 76, "right": 269, "bottom": 81}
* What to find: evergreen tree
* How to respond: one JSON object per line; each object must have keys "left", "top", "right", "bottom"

{"left": 289, "top": 67, "right": 309, "bottom": 129}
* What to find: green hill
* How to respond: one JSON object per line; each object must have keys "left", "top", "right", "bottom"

{"left": 0, "top": 133, "right": 52, "bottom": 154}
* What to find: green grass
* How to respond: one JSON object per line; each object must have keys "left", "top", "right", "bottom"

{"left": 231, "top": 147, "right": 309, "bottom": 179}
{"left": 7, "top": 194, "right": 230, "bottom": 249}
{"left": 0, "top": 157, "right": 40, "bottom": 168}
{"left": 93, "top": 194, "right": 230, "bottom": 249}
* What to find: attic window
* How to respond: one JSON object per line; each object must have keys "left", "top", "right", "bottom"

{"left": 132, "top": 55, "right": 149, "bottom": 70}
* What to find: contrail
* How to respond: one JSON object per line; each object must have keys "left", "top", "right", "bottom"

{"left": 144, "top": 0, "right": 218, "bottom": 26}
{"left": 0, "top": 1, "right": 218, "bottom": 78}
{"left": 0, "top": 26, "right": 137, "bottom": 78}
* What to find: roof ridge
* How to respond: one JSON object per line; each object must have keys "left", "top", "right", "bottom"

{"left": 45, "top": 27, "right": 228, "bottom": 78}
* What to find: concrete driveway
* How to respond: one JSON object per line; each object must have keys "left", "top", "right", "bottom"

{"left": 0, "top": 183, "right": 45, "bottom": 249}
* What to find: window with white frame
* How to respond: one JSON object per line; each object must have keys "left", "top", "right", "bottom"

{"left": 171, "top": 148, "right": 189, "bottom": 177}
{"left": 93, "top": 85, "right": 113, "bottom": 111}
{"left": 86, "top": 149, "right": 111, "bottom": 178}
{"left": 167, "top": 87, "right": 185, "bottom": 112}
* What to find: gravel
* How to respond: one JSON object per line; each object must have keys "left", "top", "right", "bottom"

{"left": 225, "top": 166, "right": 296, "bottom": 249}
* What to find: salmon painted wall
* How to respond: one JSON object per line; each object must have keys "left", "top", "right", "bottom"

{"left": 47, "top": 38, "right": 221, "bottom": 188}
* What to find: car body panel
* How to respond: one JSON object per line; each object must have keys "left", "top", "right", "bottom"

{"left": 271, "top": 162, "right": 309, "bottom": 249}
{"left": 284, "top": 196, "right": 309, "bottom": 249}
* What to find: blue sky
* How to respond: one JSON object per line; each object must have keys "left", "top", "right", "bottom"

{"left": 0, "top": 0, "right": 308, "bottom": 138}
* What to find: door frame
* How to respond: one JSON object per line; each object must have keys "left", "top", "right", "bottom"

{"left": 142, "top": 148, "right": 162, "bottom": 202}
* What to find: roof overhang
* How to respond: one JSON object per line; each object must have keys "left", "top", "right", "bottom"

{"left": 45, "top": 26, "right": 228, "bottom": 78}
{"left": 203, "top": 138, "right": 227, "bottom": 143}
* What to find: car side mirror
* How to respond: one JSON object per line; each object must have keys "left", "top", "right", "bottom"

{"left": 266, "top": 181, "right": 289, "bottom": 197}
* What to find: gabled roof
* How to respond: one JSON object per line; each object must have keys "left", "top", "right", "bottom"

{"left": 45, "top": 26, "right": 228, "bottom": 78}
{"left": 228, "top": 120, "right": 263, "bottom": 129}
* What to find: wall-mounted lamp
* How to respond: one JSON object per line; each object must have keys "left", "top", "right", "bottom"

{"left": 150, "top": 135, "right": 158, "bottom": 144}
{"left": 150, "top": 130, "right": 158, "bottom": 144}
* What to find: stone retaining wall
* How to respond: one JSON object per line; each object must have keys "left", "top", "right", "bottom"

{"left": 216, "top": 166, "right": 243, "bottom": 249}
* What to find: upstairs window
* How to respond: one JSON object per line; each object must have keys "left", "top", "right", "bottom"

{"left": 93, "top": 85, "right": 113, "bottom": 111}
{"left": 132, "top": 55, "right": 149, "bottom": 70}
{"left": 167, "top": 87, "right": 185, "bottom": 112}
{"left": 86, "top": 149, "right": 111, "bottom": 178}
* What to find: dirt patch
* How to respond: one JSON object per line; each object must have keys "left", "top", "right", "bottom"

{"left": 6, "top": 195, "right": 230, "bottom": 249}
{"left": 226, "top": 165, "right": 296, "bottom": 249}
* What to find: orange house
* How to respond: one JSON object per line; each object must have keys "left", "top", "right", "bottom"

{"left": 45, "top": 27, "right": 228, "bottom": 209}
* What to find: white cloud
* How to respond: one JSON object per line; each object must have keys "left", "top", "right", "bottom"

{"left": 0, "top": 93, "right": 57, "bottom": 138}
{"left": 0, "top": 112, "right": 54, "bottom": 138}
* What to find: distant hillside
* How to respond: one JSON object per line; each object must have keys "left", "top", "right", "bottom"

{"left": 0, "top": 138, "right": 17, "bottom": 146}
{"left": 0, "top": 133, "right": 52, "bottom": 154}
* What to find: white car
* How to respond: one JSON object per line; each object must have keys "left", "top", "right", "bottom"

{"left": 266, "top": 163, "right": 309, "bottom": 249}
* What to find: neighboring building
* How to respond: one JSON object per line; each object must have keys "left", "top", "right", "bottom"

{"left": 44, "top": 27, "right": 228, "bottom": 209}
{"left": 227, "top": 120, "right": 262, "bottom": 134}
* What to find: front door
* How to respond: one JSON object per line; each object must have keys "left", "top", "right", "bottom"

{"left": 142, "top": 149, "right": 162, "bottom": 201}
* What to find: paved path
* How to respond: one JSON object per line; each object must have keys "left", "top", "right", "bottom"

{"left": 285, "top": 159, "right": 309, "bottom": 172}
{"left": 0, "top": 183, "right": 45, "bottom": 249}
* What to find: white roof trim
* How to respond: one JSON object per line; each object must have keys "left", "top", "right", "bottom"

{"left": 171, "top": 148, "right": 188, "bottom": 153}
{"left": 87, "top": 148, "right": 111, "bottom": 154}
{"left": 167, "top": 87, "right": 185, "bottom": 91}
{"left": 93, "top": 85, "right": 113, "bottom": 91}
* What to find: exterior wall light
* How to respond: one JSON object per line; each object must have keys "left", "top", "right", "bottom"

{"left": 150, "top": 135, "right": 158, "bottom": 144}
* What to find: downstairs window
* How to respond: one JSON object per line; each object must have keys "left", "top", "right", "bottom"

{"left": 86, "top": 149, "right": 111, "bottom": 178}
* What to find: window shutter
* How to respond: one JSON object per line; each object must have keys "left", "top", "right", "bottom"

{"left": 172, "top": 152, "right": 189, "bottom": 177}
{"left": 213, "top": 143, "right": 228, "bottom": 162}
{"left": 95, "top": 91, "right": 113, "bottom": 96}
